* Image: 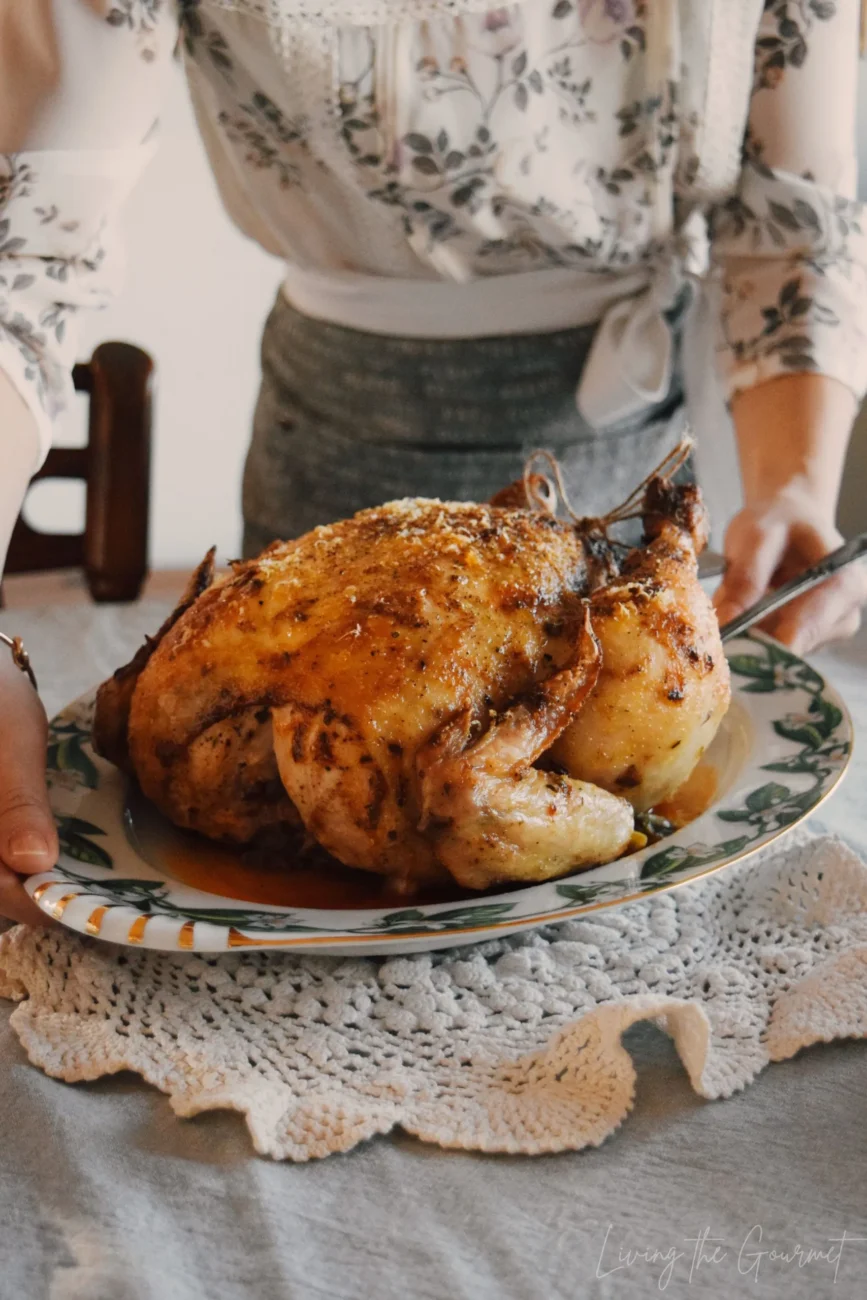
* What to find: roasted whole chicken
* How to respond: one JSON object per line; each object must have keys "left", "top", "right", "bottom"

{"left": 94, "top": 449, "right": 730, "bottom": 892}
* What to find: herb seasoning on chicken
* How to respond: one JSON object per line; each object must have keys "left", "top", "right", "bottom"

{"left": 93, "top": 450, "right": 730, "bottom": 892}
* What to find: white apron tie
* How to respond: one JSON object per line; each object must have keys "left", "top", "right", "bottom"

{"left": 576, "top": 0, "right": 680, "bottom": 430}
{"left": 577, "top": 221, "right": 709, "bottom": 428}
{"left": 577, "top": 0, "right": 763, "bottom": 431}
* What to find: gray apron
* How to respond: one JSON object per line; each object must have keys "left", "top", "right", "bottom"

{"left": 242, "top": 290, "right": 688, "bottom": 558}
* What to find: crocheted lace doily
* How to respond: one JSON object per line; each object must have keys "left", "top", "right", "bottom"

{"left": 2, "top": 832, "right": 866, "bottom": 1162}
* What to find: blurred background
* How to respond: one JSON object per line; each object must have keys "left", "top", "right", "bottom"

{"left": 22, "top": 56, "right": 867, "bottom": 571}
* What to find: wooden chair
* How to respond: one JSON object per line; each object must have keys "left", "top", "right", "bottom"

{"left": 2, "top": 342, "right": 153, "bottom": 604}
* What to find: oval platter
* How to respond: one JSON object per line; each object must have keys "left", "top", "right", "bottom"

{"left": 26, "top": 632, "right": 852, "bottom": 955}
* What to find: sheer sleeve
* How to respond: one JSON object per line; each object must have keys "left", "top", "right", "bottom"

{"left": 709, "top": 0, "right": 867, "bottom": 403}
{"left": 0, "top": 0, "right": 177, "bottom": 466}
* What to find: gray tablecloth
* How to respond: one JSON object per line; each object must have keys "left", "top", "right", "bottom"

{"left": 1, "top": 602, "right": 866, "bottom": 1300}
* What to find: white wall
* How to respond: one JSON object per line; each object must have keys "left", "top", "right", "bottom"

{"left": 28, "top": 55, "right": 867, "bottom": 564}
{"left": 43, "top": 64, "right": 282, "bottom": 568}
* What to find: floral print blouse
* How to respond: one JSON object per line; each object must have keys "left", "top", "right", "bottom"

{"left": 0, "top": 0, "right": 865, "bottom": 461}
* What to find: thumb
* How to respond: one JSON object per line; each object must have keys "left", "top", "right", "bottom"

{"left": 0, "top": 659, "right": 58, "bottom": 875}
{"left": 713, "top": 513, "right": 786, "bottom": 628}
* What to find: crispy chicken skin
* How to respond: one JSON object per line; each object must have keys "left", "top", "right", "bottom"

{"left": 414, "top": 611, "right": 633, "bottom": 889}
{"left": 552, "top": 480, "right": 730, "bottom": 812}
{"left": 92, "top": 547, "right": 216, "bottom": 774}
{"left": 94, "top": 464, "right": 730, "bottom": 891}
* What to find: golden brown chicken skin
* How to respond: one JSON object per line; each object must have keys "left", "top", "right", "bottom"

{"left": 552, "top": 479, "right": 731, "bottom": 811}
{"left": 122, "top": 500, "right": 632, "bottom": 887}
{"left": 95, "top": 466, "right": 730, "bottom": 892}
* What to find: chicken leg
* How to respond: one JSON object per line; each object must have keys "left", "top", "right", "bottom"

{"left": 416, "top": 613, "right": 633, "bottom": 889}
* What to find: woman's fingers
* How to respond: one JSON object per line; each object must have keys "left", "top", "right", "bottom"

{"left": 766, "top": 564, "right": 867, "bottom": 655}
{"left": 713, "top": 512, "right": 787, "bottom": 627}
{"left": 0, "top": 658, "right": 57, "bottom": 879}
{"left": 712, "top": 503, "right": 866, "bottom": 655}
{"left": 0, "top": 862, "right": 52, "bottom": 927}
{"left": 0, "top": 660, "right": 57, "bottom": 927}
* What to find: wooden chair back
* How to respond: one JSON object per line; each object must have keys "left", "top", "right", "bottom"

{"left": 3, "top": 342, "right": 153, "bottom": 603}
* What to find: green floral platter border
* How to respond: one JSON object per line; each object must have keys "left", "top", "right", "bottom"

{"left": 27, "top": 633, "right": 852, "bottom": 954}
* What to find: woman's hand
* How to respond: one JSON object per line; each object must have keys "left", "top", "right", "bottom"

{"left": 0, "top": 375, "right": 56, "bottom": 923}
{"left": 718, "top": 373, "right": 866, "bottom": 654}
{"left": 0, "top": 653, "right": 58, "bottom": 925}
{"left": 713, "top": 488, "right": 867, "bottom": 653}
